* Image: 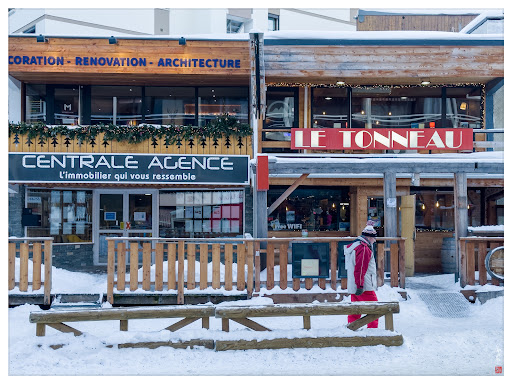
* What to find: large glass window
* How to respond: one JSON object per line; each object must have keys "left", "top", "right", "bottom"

{"left": 198, "top": 87, "right": 248, "bottom": 127}
{"left": 159, "top": 190, "right": 244, "bottom": 238}
{"left": 91, "top": 86, "right": 142, "bottom": 125}
{"left": 26, "top": 189, "right": 93, "bottom": 243}
{"left": 144, "top": 87, "right": 195, "bottom": 126}
{"left": 446, "top": 87, "right": 482, "bottom": 128}
{"left": 413, "top": 188, "right": 454, "bottom": 230}
{"left": 264, "top": 87, "right": 297, "bottom": 142}
{"left": 54, "top": 87, "right": 79, "bottom": 125}
{"left": 312, "top": 88, "right": 349, "bottom": 128}
{"left": 25, "top": 84, "right": 46, "bottom": 123}
{"left": 268, "top": 187, "right": 350, "bottom": 233}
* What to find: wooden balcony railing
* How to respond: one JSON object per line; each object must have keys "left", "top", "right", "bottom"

{"left": 459, "top": 236, "right": 504, "bottom": 287}
{"left": 106, "top": 237, "right": 406, "bottom": 304}
{"left": 8, "top": 237, "right": 53, "bottom": 305}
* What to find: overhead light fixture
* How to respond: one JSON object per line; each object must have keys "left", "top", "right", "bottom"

{"left": 179, "top": 37, "right": 186, "bottom": 45}
{"left": 325, "top": 97, "right": 332, "bottom": 100}
{"left": 109, "top": 36, "right": 117, "bottom": 44}
{"left": 36, "top": 34, "right": 48, "bottom": 43}
{"left": 460, "top": 102, "right": 467, "bottom": 110}
{"left": 336, "top": 81, "right": 345, "bottom": 86}
{"left": 421, "top": 80, "right": 431, "bottom": 86}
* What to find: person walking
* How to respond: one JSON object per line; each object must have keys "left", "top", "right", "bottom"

{"left": 345, "top": 220, "right": 378, "bottom": 328}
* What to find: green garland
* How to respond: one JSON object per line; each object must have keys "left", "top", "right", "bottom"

{"left": 9, "top": 114, "right": 252, "bottom": 144}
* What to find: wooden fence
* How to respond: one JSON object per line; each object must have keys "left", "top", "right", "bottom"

{"left": 8, "top": 237, "right": 53, "bottom": 305}
{"left": 460, "top": 236, "right": 504, "bottom": 287}
{"left": 106, "top": 237, "right": 406, "bottom": 304}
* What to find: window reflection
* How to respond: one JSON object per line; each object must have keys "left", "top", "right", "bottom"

{"left": 91, "top": 86, "right": 142, "bottom": 125}
{"left": 312, "top": 88, "right": 349, "bottom": 128}
{"left": 198, "top": 87, "right": 248, "bottom": 127}
{"left": 145, "top": 87, "right": 195, "bottom": 126}
{"left": 54, "top": 87, "right": 79, "bottom": 125}
{"left": 25, "top": 84, "right": 46, "bottom": 123}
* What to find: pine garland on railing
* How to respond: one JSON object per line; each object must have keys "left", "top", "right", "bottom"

{"left": 8, "top": 114, "right": 252, "bottom": 144}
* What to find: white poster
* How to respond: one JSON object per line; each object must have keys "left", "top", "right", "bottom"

{"left": 202, "top": 220, "right": 211, "bottom": 233}
{"left": 185, "top": 192, "right": 194, "bottom": 205}
{"left": 212, "top": 206, "right": 221, "bottom": 219}
{"left": 194, "top": 206, "right": 202, "bottom": 218}
{"left": 230, "top": 191, "right": 239, "bottom": 203}
{"left": 176, "top": 192, "right": 185, "bottom": 205}
{"left": 221, "top": 191, "right": 230, "bottom": 205}
{"left": 194, "top": 192, "right": 202, "bottom": 204}
{"left": 185, "top": 220, "right": 193, "bottom": 233}
{"left": 134, "top": 212, "right": 146, "bottom": 221}
{"left": 50, "top": 206, "right": 61, "bottom": 221}
{"left": 301, "top": 259, "right": 319, "bottom": 276}
{"left": 202, "top": 192, "right": 212, "bottom": 205}
{"left": 194, "top": 220, "right": 202, "bottom": 232}
{"left": 203, "top": 206, "right": 211, "bottom": 219}
{"left": 175, "top": 207, "right": 184, "bottom": 219}
{"left": 185, "top": 206, "right": 194, "bottom": 219}
{"left": 212, "top": 192, "right": 221, "bottom": 204}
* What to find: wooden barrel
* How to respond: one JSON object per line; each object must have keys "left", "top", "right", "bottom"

{"left": 440, "top": 235, "right": 456, "bottom": 274}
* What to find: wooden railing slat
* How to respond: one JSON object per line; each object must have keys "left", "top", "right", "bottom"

{"left": 225, "top": 243, "right": 233, "bottom": 291}
{"left": 330, "top": 240, "right": 337, "bottom": 290}
{"left": 254, "top": 243, "right": 261, "bottom": 293}
{"left": 19, "top": 243, "right": 29, "bottom": 292}
{"left": 187, "top": 243, "right": 196, "bottom": 290}
{"left": 8, "top": 243, "right": 16, "bottom": 290}
{"left": 168, "top": 243, "right": 176, "bottom": 290}
{"left": 32, "top": 242, "right": 42, "bottom": 291}
{"left": 246, "top": 241, "right": 254, "bottom": 296}
{"left": 199, "top": 243, "right": 208, "bottom": 290}
{"left": 279, "top": 242, "right": 288, "bottom": 290}
{"left": 390, "top": 243, "right": 399, "bottom": 288}
{"left": 478, "top": 242, "right": 487, "bottom": 286}
{"left": 107, "top": 240, "right": 115, "bottom": 303}
{"left": 237, "top": 243, "right": 246, "bottom": 291}
{"left": 177, "top": 241, "right": 185, "bottom": 304}
{"left": 398, "top": 240, "right": 406, "bottom": 289}
{"left": 130, "top": 242, "right": 139, "bottom": 292}
{"left": 155, "top": 243, "right": 164, "bottom": 291}
{"left": 117, "top": 242, "right": 126, "bottom": 291}
{"left": 377, "top": 243, "right": 385, "bottom": 287}
{"left": 212, "top": 243, "right": 221, "bottom": 289}
{"left": 43, "top": 240, "right": 52, "bottom": 305}
{"left": 466, "top": 242, "right": 475, "bottom": 286}
{"left": 266, "top": 243, "right": 275, "bottom": 289}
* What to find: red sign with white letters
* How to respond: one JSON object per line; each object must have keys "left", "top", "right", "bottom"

{"left": 291, "top": 128, "right": 473, "bottom": 151}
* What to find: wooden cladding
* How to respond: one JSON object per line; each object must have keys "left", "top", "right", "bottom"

{"left": 9, "top": 37, "right": 250, "bottom": 78}
{"left": 356, "top": 15, "right": 479, "bottom": 32}
{"left": 264, "top": 45, "right": 504, "bottom": 84}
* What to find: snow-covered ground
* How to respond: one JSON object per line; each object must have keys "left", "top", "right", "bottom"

{"left": 8, "top": 264, "right": 505, "bottom": 376}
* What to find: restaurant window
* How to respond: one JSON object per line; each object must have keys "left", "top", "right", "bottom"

{"left": 367, "top": 197, "right": 385, "bottom": 237}
{"left": 159, "top": 190, "right": 244, "bottom": 238}
{"left": 90, "top": 86, "right": 142, "bottom": 125}
{"left": 264, "top": 87, "right": 297, "bottom": 142}
{"left": 268, "top": 187, "right": 350, "bottom": 233}
{"left": 54, "top": 87, "right": 79, "bottom": 125}
{"left": 25, "top": 84, "right": 46, "bottom": 123}
{"left": 445, "top": 87, "right": 482, "bottom": 128}
{"left": 26, "top": 189, "right": 93, "bottom": 243}
{"left": 351, "top": 87, "right": 443, "bottom": 128}
{"left": 413, "top": 188, "right": 454, "bottom": 230}
{"left": 144, "top": 87, "right": 195, "bottom": 126}
{"left": 197, "top": 87, "right": 248, "bottom": 127}
{"left": 312, "top": 88, "right": 349, "bottom": 128}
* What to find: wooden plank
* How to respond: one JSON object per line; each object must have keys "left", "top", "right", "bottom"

{"left": 117, "top": 242, "right": 126, "bottom": 291}
{"left": 478, "top": 241, "right": 487, "bottom": 285}
{"left": 168, "top": 243, "right": 176, "bottom": 290}
{"left": 347, "top": 314, "right": 381, "bottom": 331}
{"left": 32, "top": 242, "right": 42, "bottom": 291}
{"left": 236, "top": 243, "right": 246, "bottom": 291}
{"left": 154, "top": 242, "right": 164, "bottom": 291}
{"left": 164, "top": 317, "right": 199, "bottom": 332}
{"left": 199, "top": 243, "right": 208, "bottom": 290}
{"left": 19, "top": 243, "right": 29, "bottom": 292}
{"left": 117, "top": 339, "right": 215, "bottom": 350}
{"left": 398, "top": 239, "right": 406, "bottom": 289}
{"left": 377, "top": 243, "right": 385, "bottom": 287}
{"left": 267, "top": 173, "right": 310, "bottom": 215}
{"left": 224, "top": 243, "right": 233, "bottom": 291}
{"left": 202, "top": 317, "right": 209, "bottom": 330}
{"left": 385, "top": 313, "right": 394, "bottom": 331}
{"left": 177, "top": 241, "right": 185, "bottom": 304}
{"left": 305, "top": 278, "right": 313, "bottom": 290}
{"left": 466, "top": 242, "right": 476, "bottom": 286}
{"left": 142, "top": 242, "right": 151, "bottom": 291}
{"left": 8, "top": 242, "right": 16, "bottom": 290}
{"left": 215, "top": 335, "right": 404, "bottom": 351}
{"left": 303, "top": 316, "right": 311, "bottom": 330}
{"left": 246, "top": 241, "right": 254, "bottom": 296}
{"left": 341, "top": 278, "right": 347, "bottom": 290}
{"left": 279, "top": 242, "right": 288, "bottom": 290}
{"left": 222, "top": 318, "right": 229, "bottom": 332}
{"left": 254, "top": 243, "right": 261, "bottom": 292}
{"left": 120, "top": 320, "right": 128, "bottom": 332}
{"left": 47, "top": 323, "right": 83, "bottom": 336}
{"left": 187, "top": 243, "right": 196, "bottom": 290}
{"left": 293, "top": 278, "right": 300, "bottom": 291}
{"left": 212, "top": 243, "right": 221, "bottom": 289}
{"left": 459, "top": 240, "right": 467, "bottom": 287}
{"left": 390, "top": 243, "right": 399, "bottom": 287}
{"left": 330, "top": 241, "right": 337, "bottom": 290}
{"left": 266, "top": 243, "right": 275, "bottom": 289}
{"left": 231, "top": 318, "right": 272, "bottom": 332}
{"left": 107, "top": 240, "right": 115, "bottom": 302}
{"left": 130, "top": 242, "right": 139, "bottom": 291}
{"left": 43, "top": 240, "right": 52, "bottom": 305}
{"left": 36, "top": 323, "right": 45, "bottom": 337}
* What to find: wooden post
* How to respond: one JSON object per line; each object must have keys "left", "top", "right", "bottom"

{"left": 117, "top": 242, "right": 126, "bottom": 291}
{"left": 8, "top": 242, "right": 16, "bottom": 290}
{"left": 237, "top": 243, "right": 246, "bottom": 291}
{"left": 19, "top": 242, "right": 29, "bottom": 292}
{"left": 390, "top": 243, "right": 399, "bottom": 287}
{"left": 460, "top": 239, "right": 467, "bottom": 287}
{"left": 400, "top": 195, "right": 416, "bottom": 276}
{"left": 107, "top": 239, "right": 115, "bottom": 303}
{"left": 177, "top": 241, "right": 185, "bottom": 304}
{"left": 478, "top": 241, "right": 487, "bottom": 286}
{"left": 305, "top": 278, "right": 313, "bottom": 290}
{"left": 466, "top": 242, "right": 475, "bottom": 286}
{"left": 199, "top": 243, "right": 208, "bottom": 290}
{"left": 454, "top": 172, "right": 468, "bottom": 286}
{"left": 212, "top": 243, "right": 221, "bottom": 289}
{"left": 43, "top": 240, "right": 52, "bottom": 306}
{"left": 398, "top": 239, "right": 406, "bottom": 289}
{"left": 142, "top": 242, "right": 151, "bottom": 291}
{"left": 385, "top": 313, "right": 394, "bottom": 331}
{"left": 266, "top": 243, "right": 275, "bottom": 289}
{"left": 32, "top": 242, "right": 42, "bottom": 291}
{"left": 384, "top": 172, "right": 398, "bottom": 272}
{"left": 254, "top": 242, "right": 261, "bottom": 293}
{"left": 377, "top": 242, "right": 385, "bottom": 287}
{"left": 225, "top": 243, "right": 233, "bottom": 291}
{"left": 330, "top": 240, "right": 337, "bottom": 290}
{"left": 303, "top": 316, "right": 311, "bottom": 330}
{"left": 246, "top": 241, "right": 254, "bottom": 297}
{"left": 36, "top": 323, "right": 46, "bottom": 337}
{"left": 120, "top": 320, "right": 128, "bottom": 332}
{"left": 279, "top": 242, "right": 288, "bottom": 290}
{"left": 155, "top": 242, "right": 164, "bottom": 291}
{"left": 186, "top": 243, "right": 196, "bottom": 290}
{"left": 168, "top": 243, "right": 176, "bottom": 290}
{"left": 130, "top": 242, "right": 138, "bottom": 291}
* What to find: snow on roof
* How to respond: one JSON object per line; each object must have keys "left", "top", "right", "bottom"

{"left": 358, "top": 8, "right": 498, "bottom": 16}
{"left": 459, "top": 10, "right": 504, "bottom": 34}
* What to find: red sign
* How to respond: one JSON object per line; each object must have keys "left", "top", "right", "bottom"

{"left": 256, "top": 155, "right": 269, "bottom": 191}
{"left": 291, "top": 128, "right": 473, "bottom": 151}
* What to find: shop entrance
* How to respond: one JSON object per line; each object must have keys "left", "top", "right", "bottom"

{"left": 93, "top": 189, "right": 158, "bottom": 265}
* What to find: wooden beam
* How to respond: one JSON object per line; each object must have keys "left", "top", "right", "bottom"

{"left": 267, "top": 173, "right": 310, "bottom": 215}
{"left": 231, "top": 318, "right": 272, "bottom": 332}
{"left": 346, "top": 314, "right": 381, "bottom": 331}
{"left": 164, "top": 317, "right": 199, "bottom": 332}
{"left": 454, "top": 172, "right": 468, "bottom": 286}
{"left": 117, "top": 339, "right": 215, "bottom": 350}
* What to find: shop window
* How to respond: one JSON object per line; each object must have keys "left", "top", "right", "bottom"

{"left": 144, "top": 87, "right": 195, "bottom": 126}
{"left": 264, "top": 87, "right": 297, "bottom": 141}
{"left": 268, "top": 187, "right": 350, "bottom": 233}
{"left": 413, "top": 189, "right": 454, "bottom": 230}
{"left": 351, "top": 87, "right": 443, "bottom": 128}
{"left": 159, "top": 190, "right": 244, "bottom": 238}
{"left": 25, "top": 84, "right": 46, "bottom": 123}
{"left": 91, "top": 86, "right": 142, "bottom": 125}
{"left": 312, "top": 88, "right": 349, "bottom": 128}
{"left": 197, "top": 87, "right": 248, "bottom": 127}
{"left": 26, "top": 189, "right": 93, "bottom": 243}
{"left": 54, "top": 87, "right": 79, "bottom": 125}
{"left": 445, "top": 87, "right": 482, "bottom": 128}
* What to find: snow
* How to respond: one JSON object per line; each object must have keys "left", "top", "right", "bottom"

{"left": 468, "top": 225, "right": 504, "bottom": 232}
{"left": 7, "top": 262, "right": 505, "bottom": 375}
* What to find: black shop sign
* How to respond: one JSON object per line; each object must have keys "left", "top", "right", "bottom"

{"left": 9, "top": 153, "right": 250, "bottom": 185}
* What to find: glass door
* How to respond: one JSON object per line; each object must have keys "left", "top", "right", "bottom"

{"left": 94, "top": 190, "right": 157, "bottom": 265}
